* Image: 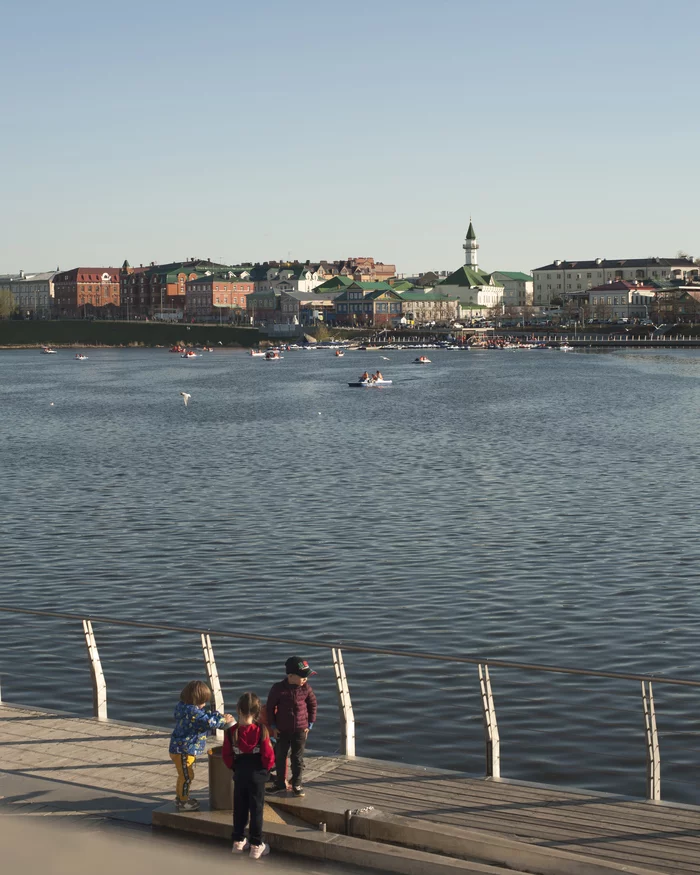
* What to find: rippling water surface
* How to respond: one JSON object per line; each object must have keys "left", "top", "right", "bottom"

{"left": 2, "top": 346, "right": 700, "bottom": 801}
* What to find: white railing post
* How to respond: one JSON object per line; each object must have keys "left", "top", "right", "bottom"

{"left": 479, "top": 664, "right": 500, "bottom": 778}
{"left": 201, "top": 634, "right": 225, "bottom": 742}
{"left": 332, "top": 647, "right": 355, "bottom": 757}
{"left": 642, "top": 681, "right": 661, "bottom": 801}
{"left": 82, "top": 620, "right": 107, "bottom": 721}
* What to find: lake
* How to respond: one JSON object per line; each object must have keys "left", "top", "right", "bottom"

{"left": 1, "top": 345, "right": 699, "bottom": 801}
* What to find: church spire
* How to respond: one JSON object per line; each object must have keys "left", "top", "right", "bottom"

{"left": 463, "top": 220, "right": 479, "bottom": 268}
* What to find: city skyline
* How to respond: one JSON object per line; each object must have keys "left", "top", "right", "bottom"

{"left": 2, "top": 0, "right": 699, "bottom": 274}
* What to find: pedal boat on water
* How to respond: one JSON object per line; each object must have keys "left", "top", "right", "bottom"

{"left": 348, "top": 379, "right": 393, "bottom": 388}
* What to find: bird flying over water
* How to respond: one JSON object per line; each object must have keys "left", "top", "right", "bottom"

{"left": 381, "top": 356, "right": 390, "bottom": 361}
{"left": 180, "top": 392, "right": 191, "bottom": 407}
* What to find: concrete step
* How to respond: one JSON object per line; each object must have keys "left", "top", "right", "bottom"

{"left": 266, "top": 791, "right": 666, "bottom": 875}
{"left": 152, "top": 802, "right": 529, "bottom": 875}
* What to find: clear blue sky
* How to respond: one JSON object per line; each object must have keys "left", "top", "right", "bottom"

{"left": 2, "top": 0, "right": 698, "bottom": 275}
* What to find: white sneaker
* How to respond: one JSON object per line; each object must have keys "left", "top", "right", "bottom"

{"left": 175, "top": 798, "right": 200, "bottom": 812}
{"left": 232, "top": 839, "right": 249, "bottom": 853}
{"left": 249, "top": 842, "right": 270, "bottom": 859}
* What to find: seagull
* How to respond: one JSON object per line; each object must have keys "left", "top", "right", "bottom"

{"left": 381, "top": 356, "right": 390, "bottom": 361}
{"left": 180, "top": 392, "right": 191, "bottom": 407}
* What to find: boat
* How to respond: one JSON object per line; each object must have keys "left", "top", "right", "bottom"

{"left": 348, "top": 379, "right": 393, "bottom": 388}
{"left": 250, "top": 350, "right": 266, "bottom": 357}
{"left": 170, "top": 346, "right": 186, "bottom": 353}
{"left": 335, "top": 351, "right": 345, "bottom": 357}
{"left": 181, "top": 351, "right": 200, "bottom": 358}
{"left": 265, "top": 352, "right": 282, "bottom": 360}
{"left": 41, "top": 347, "right": 57, "bottom": 354}
{"left": 74, "top": 353, "right": 88, "bottom": 360}
{"left": 412, "top": 356, "right": 431, "bottom": 364}
{"left": 559, "top": 343, "right": 574, "bottom": 352}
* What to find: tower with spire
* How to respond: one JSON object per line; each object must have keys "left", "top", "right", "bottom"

{"left": 463, "top": 220, "right": 479, "bottom": 269}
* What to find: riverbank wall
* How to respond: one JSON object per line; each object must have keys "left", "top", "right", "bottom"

{"left": 0, "top": 320, "right": 260, "bottom": 348}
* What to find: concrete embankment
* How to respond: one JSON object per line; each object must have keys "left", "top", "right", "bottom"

{"left": 0, "top": 320, "right": 260, "bottom": 348}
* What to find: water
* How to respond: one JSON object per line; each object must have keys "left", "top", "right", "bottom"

{"left": 1, "top": 346, "right": 700, "bottom": 802}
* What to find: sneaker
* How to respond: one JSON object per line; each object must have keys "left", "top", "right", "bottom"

{"left": 292, "top": 786, "right": 305, "bottom": 798}
{"left": 268, "top": 783, "right": 287, "bottom": 795}
{"left": 232, "top": 839, "right": 249, "bottom": 853}
{"left": 249, "top": 843, "right": 270, "bottom": 859}
{"left": 175, "top": 798, "right": 200, "bottom": 812}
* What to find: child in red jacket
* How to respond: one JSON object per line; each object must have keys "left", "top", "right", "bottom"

{"left": 223, "top": 692, "right": 275, "bottom": 859}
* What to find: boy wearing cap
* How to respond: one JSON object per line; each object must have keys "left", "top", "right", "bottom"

{"left": 266, "top": 656, "right": 317, "bottom": 797}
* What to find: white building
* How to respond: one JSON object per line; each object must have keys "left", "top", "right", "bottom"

{"left": 9, "top": 270, "right": 57, "bottom": 318}
{"left": 253, "top": 264, "right": 325, "bottom": 294}
{"left": 490, "top": 271, "right": 533, "bottom": 308}
{"left": 435, "top": 222, "right": 505, "bottom": 315}
{"left": 533, "top": 257, "right": 698, "bottom": 307}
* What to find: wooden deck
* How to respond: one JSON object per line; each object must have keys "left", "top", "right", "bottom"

{"left": 2, "top": 703, "right": 699, "bottom": 873}
{"left": 309, "top": 757, "right": 700, "bottom": 875}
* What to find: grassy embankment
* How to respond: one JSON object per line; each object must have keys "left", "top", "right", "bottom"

{"left": 0, "top": 320, "right": 260, "bottom": 348}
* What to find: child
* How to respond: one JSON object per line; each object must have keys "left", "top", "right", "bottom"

{"left": 266, "top": 656, "right": 317, "bottom": 798}
{"left": 223, "top": 692, "right": 275, "bottom": 859}
{"left": 169, "top": 680, "right": 233, "bottom": 811}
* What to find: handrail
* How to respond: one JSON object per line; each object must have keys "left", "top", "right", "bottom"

{"left": 2, "top": 605, "right": 700, "bottom": 688}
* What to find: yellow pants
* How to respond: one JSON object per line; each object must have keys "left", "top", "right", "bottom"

{"left": 170, "top": 752, "right": 197, "bottom": 802}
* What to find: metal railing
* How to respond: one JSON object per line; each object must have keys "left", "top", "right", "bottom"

{"left": 3, "top": 605, "right": 700, "bottom": 802}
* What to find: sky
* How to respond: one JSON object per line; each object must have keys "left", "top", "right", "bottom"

{"left": 1, "top": 0, "right": 699, "bottom": 275}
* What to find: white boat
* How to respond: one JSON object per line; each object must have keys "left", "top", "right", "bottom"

{"left": 348, "top": 379, "right": 393, "bottom": 388}
{"left": 559, "top": 343, "right": 574, "bottom": 351}
{"left": 41, "top": 347, "right": 57, "bottom": 354}
{"left": 265, "top": 353, "right": 283, "bottom": 360}
{"left": 412, "top": 357, "right": 431, "bottom": 364}
{"left": 335, "top": 351, "right": 345, "bottom": 357}
{"left": 181, "top": 352, "right": 200, "bottom": 358}
{"left": 75, "top": 353, "right": 88, "bottom": 360}
{"left": 250, "top": 350, "right": 266, "bottom": 357}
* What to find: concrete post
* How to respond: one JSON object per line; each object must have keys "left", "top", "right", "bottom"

{"left": 479, "top": 664, "right": 500, "bottom": 778}
{"left": 642, "top": 680, "right": 661, "bottom": 801}
{"left": 332, "top": 647, "right": 356, "bottom": 757}
{"left": 201, "top": 633, "right": 225, "bottom": 742}
{"left": 82, "top": 620, "right": 107, "bottom": 721}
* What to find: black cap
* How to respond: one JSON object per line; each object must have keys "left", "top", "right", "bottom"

{"left": 285, "top": 656, "right": 316, "bottom": 678}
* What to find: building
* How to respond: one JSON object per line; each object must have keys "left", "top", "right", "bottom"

{"left": 9, "top": 271, "right": 57, "bottom": 318}
{"left": 53, "top": 267, "right": 120, "bottom": 317}
{"left": 185, "top": 272, "right": 254, "bottom": 321}
{"left": 120, "top": 259, "right": 232, "bottom": 319}
{"left": 279, "top": 290, "right": 345, "bottom": 325}
{"left": 587, "top": 280, "right": 656, "bottom": 320}
{"left": 533, "top": 257, "right": 698, "bottom": 307}
{"left": 250, "top": 257, "right": 397, "bottom": 294}
{"left": 398, "top": 291, "right": 459, "bottom": 325}
{"left": 490, "top": 271, "right": 533, "bottom": 308}
{"left": 333, "top": 282, "right": 404, "bottom": 325}
{"left": 435, "top": 222, "right": 505, "bottom": 313}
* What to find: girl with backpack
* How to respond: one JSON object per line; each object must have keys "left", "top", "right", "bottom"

{"left": 222, "top": 692, "right": 276, "bottom": 859}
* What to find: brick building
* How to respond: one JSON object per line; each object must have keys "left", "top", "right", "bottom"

{"left": 53, "top": 267, "right": 120, "bottom": 317}
{"left": 120, "top": 259, "right": 230, "bottom": 319}
{"left": 185, "top": 272, "right": 254, "bottom": 321}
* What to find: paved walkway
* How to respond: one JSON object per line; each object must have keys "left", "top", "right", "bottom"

{"left": 3, "top": 703, "right": 700, "bottom": 874}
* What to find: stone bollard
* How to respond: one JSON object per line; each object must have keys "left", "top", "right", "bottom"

{"left": 208, "top": 746, "right": 233, "bottom": 810}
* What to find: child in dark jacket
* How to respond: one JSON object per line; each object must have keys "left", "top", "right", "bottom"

{"left": 223, "top": 692, "right": 276, "bottom": 859}
{"left": 169, "top": 680, "right": 233, "bottom": 812}
{"left": 266, "top": 655, "right": 317, "bottom": 797}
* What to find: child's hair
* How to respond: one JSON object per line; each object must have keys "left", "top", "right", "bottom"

{"left": 180, "top": 680, "right": 212, "bottom": 706}
{"left": 237, "top": 691, "right": 261, "bottom": 719}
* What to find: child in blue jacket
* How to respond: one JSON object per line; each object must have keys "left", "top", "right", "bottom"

{"left": 169, "top": 680, "right": 233, "bottom": 811}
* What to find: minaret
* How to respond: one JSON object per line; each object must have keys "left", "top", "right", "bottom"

{"left": 463, "top": 220, "right": 479, "bottom": 269}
